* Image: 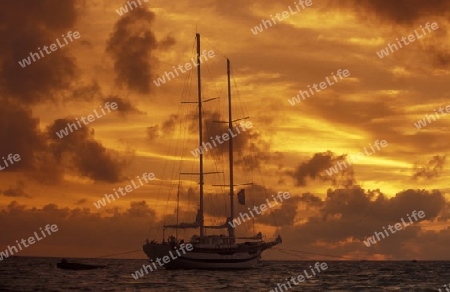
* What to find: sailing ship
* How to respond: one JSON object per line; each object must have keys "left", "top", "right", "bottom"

{"left": 142, "top": 34, "right": 281, "bottom": 269}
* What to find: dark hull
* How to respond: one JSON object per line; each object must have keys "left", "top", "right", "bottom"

{"left": 56, "top": 263, "right": 105, "bottom": 270}
{"left": 141, "top": 241, "right": 282, "bottom": 270}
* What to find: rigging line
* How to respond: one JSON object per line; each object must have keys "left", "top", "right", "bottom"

{"left": 272, "top": 248, "right": 311, "bottom": 260}
{"left": 94, "top": 249, "right": 142, "bottom": 259}
{"left": 234, "top": 143, "right": 254, "bottom": 235}
{"left": 230, "top": 68, "right": 281, "bottom": 234}
{"left": 235, "top": 149, "right": 256, "bottom": 235}
{"left": 156, "top": 37, "right": 200, "bottom": 240}
{"left": 177, "top": 69, "right": 204, "bottom": 235}
{"left": 201, "top": 35, "right": 228, "bottom": 60}
{"left": 161, "top": 105, "right": 186, "bottom": 231}
{"left": 181, "top": 178, "right": 195, "bottom": 236}
{"left": 177, "top": 39, "right": 196, "bottom": 176}
{"left": 155, "top": 100, "right": 184, "bottom": 236}
{"left": 228, "top": 57, "right": 280, "bottom": 236}
{"left": 234, "top": 119, "right": 278, "bottom": 234}
{"left": 201, "top": 105, "right": 227, "bottom": 216}
{"left": 199, "top": 59, "right": 228, "bottom": 218}
{"left": 231, "top": 67, "right": 252, "bottom": 128}
{"left": 179, "top": 67, "right": 194, "bottom": 174}
{"left": 182, "top": 37, "right": 197, "bottom": 105}
{"left": 200, "top": 100, "right": 225, "bottom": 180}
{"left": 150, "top": 37, "right": 197, "bottom": 241}
{"left": 236, "top": 145, "right": 281, "bottom": 235}
{"left": 178, "top": 177, "right": 191, "bottom": 238}
{"left": 274, "top": 247, "right": 361, "bottom": 261}
{"left": 251, "top": 189, "right": 255, "bottom": 235}
{"left": 160, "top": 34, "right": 197, "bottom": 77}
{"left": 148, "top": 118, "right": 179, "bottom": 239}
{"left": 209, "top": 72, "right": 227, "bottom": 202}
{"left": 257, "top": 163, "right": 281, "bottom": 234}
{"left": 159, "top": 37, "right": 197, "bottom": 238}
{"left": 227, "top": 65, "right": 254, "bottom": 190}
{"left": 152, "top": 122, "right": 177, "bottom": 240}
{"left": 178, "top": 110, "right": 194, "bottom": 230}
{"left": 203, "top": 54, "right": 222, "bottom": 101}
{"left": 155, "top": 69, "right": 193, "bottom": 238}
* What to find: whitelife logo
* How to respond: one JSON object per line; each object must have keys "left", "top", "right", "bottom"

{"left": 0, "top": 224, "right": 59, "bottom": 261}
{"left": 18, "top": 31, "right": 81, "bottom": 68}
{"left": 269, "top": 262, "right": 328, "bottom": 292}
{"left": 0, "top": 153, "right": 21, "bottom": 171}
{"left": 115, "top": 0, "right": 149, "bottom": 16}
{"left": 131, "top": 243, "right": 193, "bottom": 279}
{"left": 190, "top": 121, "right": 253, "bottom": 158}
{"left": 376, "top": 22, "right": 439, "bottom": 59}
{"left": 153, "top": 50, "right": 215, "bottom": 87}
{"left": 288, "top": 69, "right": 350, "bottom": 106}
{"left": 55, "top": 102, "right": 118, "bottom": 139}
{"left": 250, "top": 0, "right": 313, "bottom": 35}
{"left": 413, "top": 104, "right": 450, "bottom": 129}
{"left": 228, "top": 192, "right": 290, "bottom": 228}
{"left": 438, "top": 282, "right": 450, "bottom": 292}
{"left": 93, "top": 172, "right": 155, "bottom": 209}
{"left": 362, "top": 210, "right": 425, "bottom": 247}
{"left": 325, "top": 140, "right": 387, "bottom": 177}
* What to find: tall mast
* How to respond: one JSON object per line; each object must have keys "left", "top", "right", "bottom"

{"left": 227, "top": 59, "right": 235, "bottom": 239}
{"left": 196, "top": 33, "right": 205, "bottom": 238}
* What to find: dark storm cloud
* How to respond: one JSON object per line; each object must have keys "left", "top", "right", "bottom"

{"left": 233, "top": 185, "right": 289, "bottom": 212}
{"left": 47, "top": 119, "right": 91, "bottom": 161}
{"left": 288, "top": 151, "right": 355, "bottom": 187}
{"left": 254, "top": 186, "right": 449, "bottom": 260}
{"left": 72, "top": 81, "right": 102, "bottom": 101}
{"left": 147, "top": 125, "right": 159, "bottom": 141}
{"left": 0, "top": 1, "right": 80, "bottom": 104}
{"left": 0, "top": 102, "right": 43, "bottom": 171}
{"left": 256, "top": 186, "right": 445, "bottom": 232}
{"left": 255, "top": 192, "right": 325, "bottom": 227}
{"left": 75, "top": 140, "right": 125, "bottom": 183}
{"left": 274, "top": 186, "right": 448, "bottom": 259}
{"left": 257, "top": 196, "right": 301, "bottom": 226}
{"left": 298, "top": 192, "right": 324, "bottom": 208}
{"left": 158, "top": 35, "right": 176, "bottom": 50}
{"left": 426, "top": 39, "right": 450, "bottom": 67}
{"left": 0, "top": 101, "right": 128, "bottom": 184}
{"left": 46, "top": 118, "right": 126, "bottom": 183}
{"left": 162, "top": 114, "right": 181, "bottom": 133}
{"left": 125, "top": 201, "right": 156, "bottom": 218}
{"left": 200, "top": 111, "right": 273, "bottom": 170}
{"left": 72, "top": 82, "right": 145, "bottom": 116}
{"left": 195, "top": 184, "right": 288, "bottom": 220}
{"left": 75, "top": 199, "right": 87, "bottom": 205}
{"left": 0, "top": 181, "right": 31, "bottom": 198}
{"left": 106, "top": 8, "right": 175, "bottom": 94}
{"left": 322, "top": 188, "right": 444, "bottom": 223}
{"left": 412, "top": 155, "right": 446, "bottom": 180}
{"left": 102, "top": 96, "right": 145, "bottom": 115}
{"left": 0, "top": 200, "right": 161, "bottom": 258}
{"left": 437, "top": 203, "right": 450, "bottom": 222}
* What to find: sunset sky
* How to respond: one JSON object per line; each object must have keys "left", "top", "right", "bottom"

{"left": 1, "top": 0, "right": 449, "bottom": 261}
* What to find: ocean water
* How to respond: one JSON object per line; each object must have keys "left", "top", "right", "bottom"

{"left": 0, "top": 257, "right": 448, "bottom": 291}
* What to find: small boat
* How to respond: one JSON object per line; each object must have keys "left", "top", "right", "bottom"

{"left": 56, "top": 259, "right": 106, "bottom": 270}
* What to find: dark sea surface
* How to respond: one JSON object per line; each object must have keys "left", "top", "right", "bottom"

{"left": 0, "top": 257, "right": 448, "bottom": 291}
